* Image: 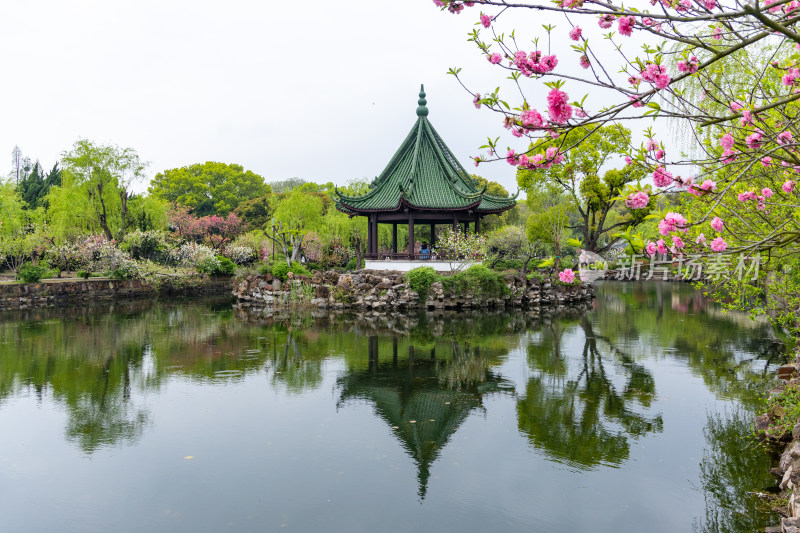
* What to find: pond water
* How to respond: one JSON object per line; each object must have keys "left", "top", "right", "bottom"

{"left": 0, "top": 282, "right": 786, "bottom": 533}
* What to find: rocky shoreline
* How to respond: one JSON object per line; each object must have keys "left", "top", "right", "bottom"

{"left": 758, "top": 347, "right": 800, "bottom": 533}
{"left": 233, "top": 269, "right": 594, "bottom": 311}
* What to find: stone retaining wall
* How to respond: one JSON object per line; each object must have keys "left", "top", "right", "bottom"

{"left": 233, "top": 269, "right": 594, "bottom": 311}
{"left": 0, "top": 277, "right": 233, "bottom": 310}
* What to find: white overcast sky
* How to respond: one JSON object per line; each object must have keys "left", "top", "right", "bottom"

{"left": 0, "top": 1, "right": 606, "bottom": 195}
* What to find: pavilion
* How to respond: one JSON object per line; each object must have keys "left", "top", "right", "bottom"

{"left": 333, "top": 85, "right": 517, "bottom": 269}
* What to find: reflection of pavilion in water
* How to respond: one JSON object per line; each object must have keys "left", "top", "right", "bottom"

{"left": 337, "top": 336, "right": 513, "bottom": 499}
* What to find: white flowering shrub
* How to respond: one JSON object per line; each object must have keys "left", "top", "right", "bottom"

{"left": 433, "top": 228, "right": 487, "bottom": 261}
{"left": 223, "top": 244, "right": 256, "bottom": 265}
{"left": 169, "top": 242, "right": 217, "bottom": 267}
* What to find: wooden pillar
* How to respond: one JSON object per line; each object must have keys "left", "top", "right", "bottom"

{"left": 463, "top": 222, "right": 468, "bottom": 235}
{"left": 372, "top": 218, "right": 379, "bottom": 256}
{"left": 391, "top": 223, "right": 398, "bottom": 255}
{"left": 430, "top": 224, "right": 436, "bottom": 248}
{"left": 452, "top": 215, "right": 458, "bottom": 232}
{"left": 408, "top": 213, "right": 415, "bottom": 260}
{"left": 475, "top": 217, "right": 480, "bottom": 235}
{"left": 368, "top": 336, "right": 378, "bottom": 374}
{"left": 367, "top": 215, "right": 374, "bottom": 256}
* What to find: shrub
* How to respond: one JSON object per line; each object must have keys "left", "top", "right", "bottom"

{"left": 223, "top": 244, "right": 257, "bottom": 265}
{"left": 406, "top": 266, "right": 439, "bottom": 300}
{"left": 343, "top": 257, "right": 357, "bottom": 271}
{"left": 272, "top": 261, "right": 310, "bottom": 281}
{"left": 170, "top": 242, "right": 217, "bottom": 267}
{"left": 121, "top": 230, "right": 169, "bottom": 262}
{"left": 44, "top": 242, "right": 82, "bottom": 274}
{"left": 109, "top": 259, "right": 143, "bottom": 280}
{"left": 257, "top": 263, "right": 273, "bottom": 276}
{"left": 197, "top": 255, "right": 237, "bottom": 277}
{"left": 441, "top": 265, "right": 509, "bottom": 300}
{"left": 77, "top": 270, "right": 91, "bottom": 280}
{"left": 19, "top": 263, "right": 50, "bottom": 283}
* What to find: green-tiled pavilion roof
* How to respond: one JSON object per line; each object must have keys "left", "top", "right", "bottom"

{"left": 334, "top": 85, "right": 517, "bottom": 215}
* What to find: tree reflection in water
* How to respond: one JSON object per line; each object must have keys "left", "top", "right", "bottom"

{"left": 517, "top": 316, "right": 663, "bottom": 470}
{"left": 0, "top": 287, "right": 786, "bottom": 528}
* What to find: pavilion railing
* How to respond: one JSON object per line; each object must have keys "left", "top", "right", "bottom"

{"left": 364, "top": 252, "right": 482, "bottom": 262}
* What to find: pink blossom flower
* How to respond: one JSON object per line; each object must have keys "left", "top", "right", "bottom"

{"left": 729, "top": 101, "right": 743, "bottom": 112}
{"left": 480, "top": 13, "right": 492, "bottom": 28}
{"left": 641, "top": 63, "right": 671, "bottom": 89}
{"left": 473, "top": 93, "right": 481, "bottom": 109}
{"left": 695, "top": 233, "right": 707, "bottom": 246}
{"left": 547, "top": 88, "right": 573, "bottom": 123}
{"left": 745, "top": 131, "right": 762, "bottom": 149}
{"left": 737, "top": 191, "right": 756, "bottom": 202}
{"left": 700, "top": 179, "right": 717, "bottom": 191}
{"left": 506, "top": 149, "right": 516, "bottom": 165}
{"left": 710, "top": 216, "right": 724, "bottom": 232}
{"left": 719, "top": 133, "right": 734, "bottom": 150}
{"left": 558, "top": 268, "right": 576, "bottom": 283}
{"left": 645, "top": 241, "right": 657, "bottom": 256}
{"left": 762, "top": 187, "right": 773, "bottom": 198}
{"left": 433, "top": 0, "right": 445, "bottom": 6}
{"left": 721, "top": 148, "right": 737, "bottom": 163}
{"left": 569, "top": 26, "right": 582, "bottom": 40}
{"left": 642, "top": 17, "right": 654, "bottom": 26}
{"left": 624, "top": 156, "right": 633, "bottom": 165}
{"left": 579, "top": 55, "right": 590, "bottom": 69}
{"left": 741, "top": 110, "right": 753, "bottom": 125}
{"left": 762, "top": 156, "right": 772, "bottom": 167}
{"left": 473, "top": 157, "right": 480, "bottom": 167}
{"left": 545, "top": 146, "right": 565, "bottom": 166}
{"left": 783, "top": 180, "right": 796, "bottom": 193}
{"left": 653, "top": 166, "right": 674, "bottom": 187}
{"left": 646, "top": 138, "right": 659, "bottom": 151}
{"left": 710, "top": 237, "right": 728, "bottom": 252}
{"left": 625, "top": 191, "right": 650, "bottom": 209}
{"left": 677, "top": 56, "right": 699, "bottom": 74}
{"left": 659, "top": 212, "right": 687, "bottom": 235}
{"left": 705, "top": 0, "right": 717, "bottom": 8}
{"left": 629, "top": 96, "right": 643, "bottom": 108}
{"left": 657, "top": 239, "right": 668, "bottom": 255}
{"left": 672, "top": 235, "right": 685, "bottom": 249}
{"left": 488, "top": 53, "right": 502, "bottom": 64}
{"left": 778, "top": 130, "right": 793, "bottom": 144}
{"left": 655, "top": 149, "right": 664, "bottom": 160}
{"left": 712, "top": 26, "right": 722, "bottom": 40}
{"left": 575, "top": 109, "right": 587, "bottom": 118}
{"left": 618, "top": 16, "right": 634, "bottom": 36}
{"left": 598, "top": 14, "right": 615, "bottom": 29}
{"left": 520, "top": 109, "right": 543, "bottom": 128}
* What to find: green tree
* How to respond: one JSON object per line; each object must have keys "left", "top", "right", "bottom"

{"left": 518, "top": 126, "right": 649, "bottom": 254}
{"left": 485, "top": 225, "right": 539, "bottom": 274}
{"left": 268, "top": 190, "right": 324, "bottom": 266}
{"left": 233, "top": 194, "right": 274, "bottom": 230}
{"left": 148, "top": 162, "right": 268, "bottom": 216}
{"left": 58, "top": 140, "right": 148, "bottom": 242}
{"left": 17, "top": 161, "right": 61, "bottom": 209}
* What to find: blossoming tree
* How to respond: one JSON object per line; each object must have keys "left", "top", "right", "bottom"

{"left": 433, "top": 0, "right": 800, "bottom": 327}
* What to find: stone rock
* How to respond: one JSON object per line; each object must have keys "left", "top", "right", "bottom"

{"left": 755, "top": 414, "right": 771, "bottom": 434}
{"left": 782, "top": 516, "right": 800, "bottom": 533}
{"left": 779, "top": 363, "right": 800, "bottom": 380}
{"left": 315, "top": 285, "right": 330, "bottom": 298}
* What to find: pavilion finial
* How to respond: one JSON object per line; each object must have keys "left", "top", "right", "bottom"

{"left": 416, "top": 84, "right": 428, "bottom": 117}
